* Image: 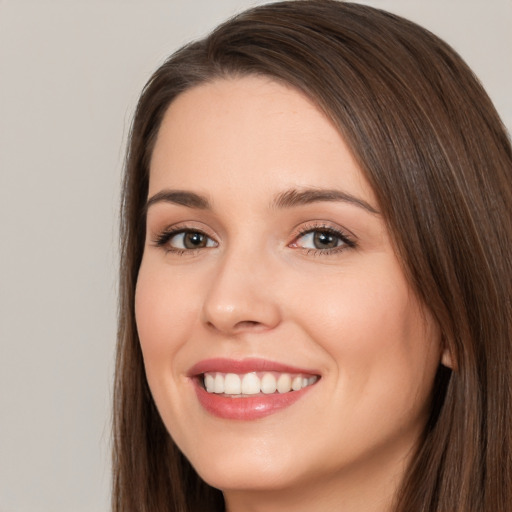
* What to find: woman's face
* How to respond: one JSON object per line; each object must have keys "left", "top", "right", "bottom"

{"left": 136, "top": 76, "right": 445, "bottom": 505}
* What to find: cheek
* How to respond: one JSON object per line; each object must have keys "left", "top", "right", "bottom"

{"left": 301, "top": 267, "right": 412, "bottom": 344}
{"left": 302, "top": 273, "right": 440, "bottom": 460}
{"left": 134, "top": 261, "right": 203, "bottom": 436}
{"left": 297, "top": 264, "right": 440, "bottom": 399}
{"left": 134, "top": 262, "right": 197, "bottom": 370}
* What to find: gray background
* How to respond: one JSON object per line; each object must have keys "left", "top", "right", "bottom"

{"left": 1, "top": 1, "right": 510, "bottom": 511}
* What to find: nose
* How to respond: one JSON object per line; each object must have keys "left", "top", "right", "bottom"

{"left": 201, "top": 248, "right": 281, "bottom": 335}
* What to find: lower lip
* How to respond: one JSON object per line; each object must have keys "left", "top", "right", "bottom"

{"left": 193, "top": 380, "right": 316, "bottom": 420}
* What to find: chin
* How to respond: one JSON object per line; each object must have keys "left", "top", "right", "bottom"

{"left": 197, "top": 461, "right": 300, "bottom": 493}
{"left": 182, "top": 437, "right": 303, "bottom": 492}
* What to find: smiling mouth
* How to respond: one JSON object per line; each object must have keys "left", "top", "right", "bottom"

{"left": 202, "top": 371, "right": 319, "bottom": 396}
{"left": 189, "top": 358, "right": 320, "bottom": 419}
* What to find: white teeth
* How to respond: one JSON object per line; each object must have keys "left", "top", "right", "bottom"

{"left": 204, "top": 373, "right": 215, "bottom": 392}
{"left": 277, "top": 373, "right": 292, "bottom": 393}
{"left": 292, "top": 375, "right": 303, "bottom": 391}
{"left": 224, "top": 373, "right": 241, "bottom": 394}
{"left": 214, "top": 373, "right": 225, "bottom": 393}
{"left": 241, "top": 373, "right": 260, "bottom": 395}
{"left": 261, "top": 373, "right": 277, "bottom": 394}
{"left": 203, "top": 371, "right": 318, "bottom": 395}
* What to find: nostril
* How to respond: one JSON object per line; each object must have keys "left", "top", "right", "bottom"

{"left": 206, "top": 319, "right": 263, "bottom": 334}
{"left": 235, "top": 320, "right": 263, "bottom": 330}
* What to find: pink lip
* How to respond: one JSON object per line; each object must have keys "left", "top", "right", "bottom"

{"left": 188, "top": 358, "right": 319, "bottom": 421}
{"left": 188, "top": 357, "right": 317, "bottom": 377}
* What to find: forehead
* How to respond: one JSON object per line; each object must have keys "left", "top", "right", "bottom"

{"left": 149, "top": 75, "right": 375, "bottom": 204}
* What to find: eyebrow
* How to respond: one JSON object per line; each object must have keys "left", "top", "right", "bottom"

{"left": 144, "top": 187, "right": 379, "bottom": 215}
{"left": 144, "top": 190, "right": 211, "bottom": 213}
{"left": 272, "top": 188, "right": 379, "bottom": 214}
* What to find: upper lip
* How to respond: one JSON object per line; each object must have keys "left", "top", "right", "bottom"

{"left": 187, "top": 357, "right": 319, "bottom": 377}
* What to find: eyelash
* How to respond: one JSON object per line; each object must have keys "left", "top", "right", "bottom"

{"left": 151, "top": 222, "right": 356, "bottom": 256}
{"left": 151, "top": 224, "right": 216, "bottom": 255}
{"left": 291, "top": 223, "right": 356, "bottom": 256}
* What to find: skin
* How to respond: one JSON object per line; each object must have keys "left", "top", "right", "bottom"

{"left": 135, "top": 76, "right": 449, "bottom": 512}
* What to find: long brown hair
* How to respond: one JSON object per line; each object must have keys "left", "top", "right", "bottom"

{"left": 113, "top": 2, "right": 512, "bottom": 511}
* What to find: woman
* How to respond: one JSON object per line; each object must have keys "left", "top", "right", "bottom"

{"left": 113, "top": 1, "right": 512, "bottom": 511}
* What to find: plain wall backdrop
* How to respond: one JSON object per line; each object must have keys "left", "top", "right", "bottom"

{"left": 0, "top": 1, "right": 510, "bottom": 511}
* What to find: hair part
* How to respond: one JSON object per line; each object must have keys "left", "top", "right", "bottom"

{"left": 114, "top": 2, "right": 512, "bottom": 511}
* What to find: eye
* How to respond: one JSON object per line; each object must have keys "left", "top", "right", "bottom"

{"left": 153, "top": 228, "right": 217, "bottom": 252}
{"left": 171, "top": 231, "right": 215, "bottom": 249}
{"left": 298, "top": 230, "right": 341, "bottom": 250}
{"left": 291, "top": 226, "right": 356, "bottom": 253}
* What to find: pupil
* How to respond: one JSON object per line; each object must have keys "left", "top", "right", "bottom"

{"left": 313, "top": 231, "right": 337, "bottom": 249}
{"left": 184, "top": 232, "right": 205, "bottom": 249}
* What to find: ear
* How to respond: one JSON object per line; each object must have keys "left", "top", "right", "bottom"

{"left": 440, "top": 343, "right": 455, "bottom": 370}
